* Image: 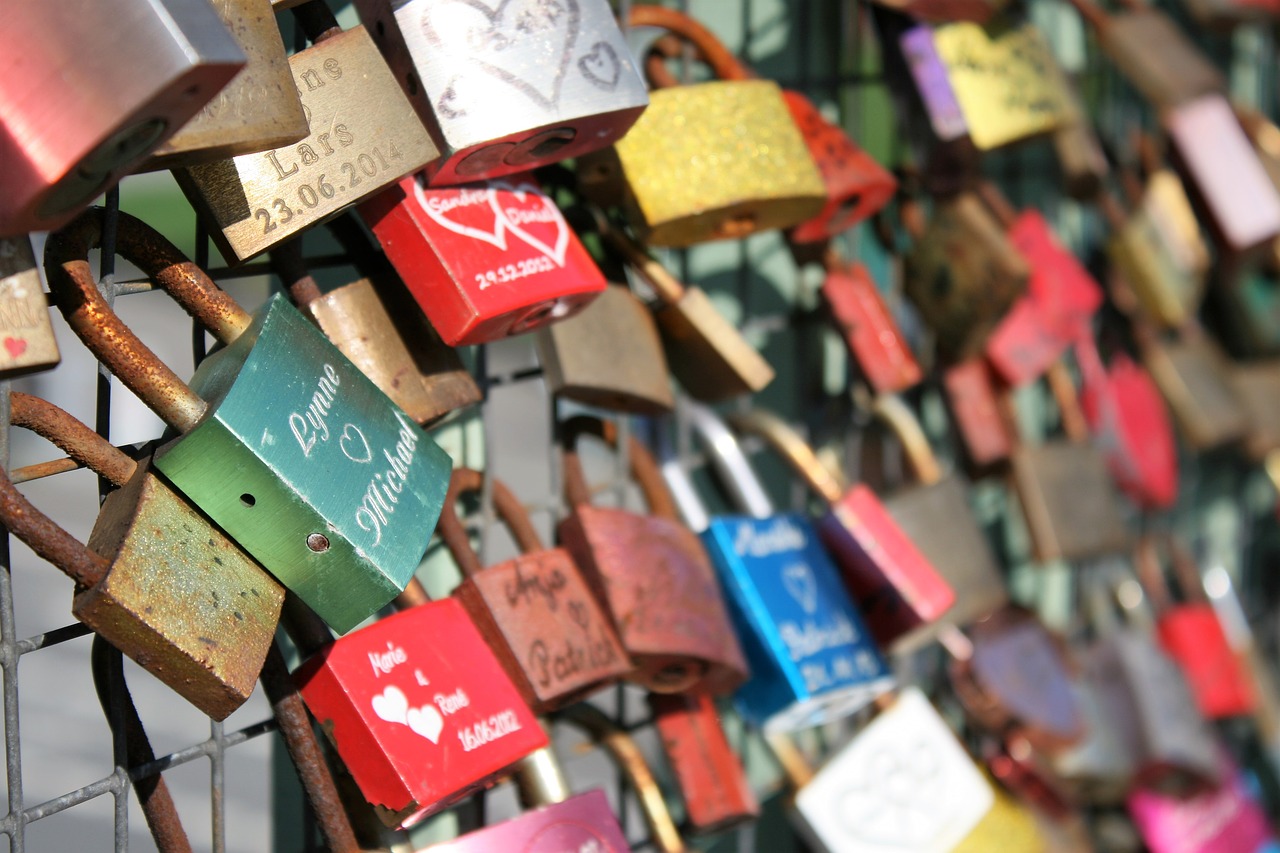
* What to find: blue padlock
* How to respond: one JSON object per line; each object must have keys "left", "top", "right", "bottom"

{"left": 654, "top": 401, "right": 894, "bottom": 732}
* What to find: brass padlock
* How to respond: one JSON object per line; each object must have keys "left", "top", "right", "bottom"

{"left": 535, "top": 281, "right": 675, "bottom": 415}
{"left": 0, "top": 237, "right": 60, "bottom": 378}
{"left": 139, "top": 0, "right": 310, "bottom": 170}
{"left": 577, "top": 14, "right": 825, "bottom": 246}
{"left": 4, "top": 392, "right": 284, "bottom": 720}
{"left": 1137, "top": 132, "right": 1211, "bottom": 286}
{"left": 605, "top": 225, "right": 774, "bottom": 402}
{"left": 1104, "top": 190, "right": 1203, "bottom": 331}
{"left": 1228, "top": 361, "right": 1280, "bottom": 462}
{"left": 1140, "top": 327, "right": 1249, "bottom": 451}
{"left": 270, "top": 218, "right": 480, "bottom": 425}
{"left": 175, "top": 0, "right": 441, "bottom": 264}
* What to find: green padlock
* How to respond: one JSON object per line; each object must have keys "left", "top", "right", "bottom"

{"left": 45, "top": 208, "right": 452, "bottom": 633}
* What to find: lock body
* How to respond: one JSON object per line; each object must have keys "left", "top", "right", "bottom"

{"left": 586, "top": 80, "right": 827, "bottom": 247}
{"left": 900, "top": 26, "right": 970, "bottom": 143}
{"left": 1232, "top": 362, "right": 1280, "bottom": 461}
{"left": 362, "top": 172, "right": 605, "bottom": 345}
{"left": 535, "top": 283, "right": 675, "bottom": 415}
{"left": 295, "top": 599, "right": 546, "bottom": 829}
{"left": 1144, "top": 337, "right": 1249, "bottom": 450}
{"left": 652, "top": 287, "right": 776, "bottom": 402}
{"left": 1011, "top": 443, "right": 1131, "bottom": 562}
{"left": 353, "top": 0, "right": 649, "bottom": 186}
{"left": 944, "top": 359, "right": 1014, "bottom": 468}
{"left": 821, "top": 264, "right": 922, "bottom": 395}
{"left": 1099, "top": 11, "right": 1225, "bottom": 110}
{"left": 153, "top": 294, "right": 452, "bottom": 633}
{"left": 792, "top": 688, "right": 995, "bottom": 853}
{"left": 1111, "top": 209, "right": 1204, "bottom": 329}
{"left": 305, "top": 276, "right": 481, "bottom": 425}
{"left": 83, "top": 460, "right": 285, "bottom": 721}
{"left": 430, "top": 789, "right": 630, "bottom": 852}
{"left": 0, "top": 0, "right": 245, "bottom": 236}
{"left": 558, "top": 506, "right": 749, "bottom": 696}
{"left": 453, "top": 546, "right": 630, "bottom": 714}
{"left": 140, "top": 0, "right": 309, "bottom": 170}
{"left": 1053, "top": 644, "right": 1143, "bottom": 803}
{"left": 1128, "top": 754, "right": 1277, "bottom": 853}
{"left": 701, "top": 513, "right": 894, "bottom": 732}
{"left": 818, "top": 486, "right": 957, "bottom": 653}
{"left": 176, "top": 26, "right": 440, "bottom": 264}
{"left": 1157, "top": 605, "right": 1256, "bottom": 720}
{"left": 0, "top": 238, "right": 60, "bottom": 378}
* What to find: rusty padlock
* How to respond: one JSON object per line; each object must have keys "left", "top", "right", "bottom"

{"left": 820, "top": 253, "right": 924, "bottom": 395}
{"left": 45, "top": 208, "right": 452, "bottom": 634}
{"left": 3, "top": 392, "right": 284, "bottom": 720}
{"left": 648, "top": 693, "right": 760, "bottom": 835}
{"left": 426, "top": 468, "right": 629, "bottom": 714}
{"left": 535, "top": 280, "right": 675, "bottom": 415}
{"left": 270, "top": 220, "right": 480, "bottom": 426}
{"left": 556, "top": 416, "right": 749, "bottom": 696}
{"left": 637, "top": 8, "right": 897, "bottom": 244}
{"left": 352, "top": 0, "right": 648, "bottom": 186}
{"left": 604, "top": 224, "right": 774, "bottom": 402}
{"left": 0, "top": 237, "right": 60, "bottom": 378}
{"left": 175, "top": 0, "right": 441, "bottom": 264}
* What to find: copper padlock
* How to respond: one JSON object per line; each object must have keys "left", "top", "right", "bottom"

{"left": 270, "top": 218, "right": 480, "bottom": 425}
{"left": 556, "top": 416, "right": 749, "bottom": 696}
{"left": 0, "top": 237, "right": 60, "bottom": 378}
{"left": 820, "top": 253, "right": 923, "bottom": 395}
{"left": 535, "top": 280, "right": 675, "bottom": 415}
{"left": 429, "top": 468, "right": 630, "bottom": 714}
{"left": 604, "top": 225, "right": 774, "bottom": 402}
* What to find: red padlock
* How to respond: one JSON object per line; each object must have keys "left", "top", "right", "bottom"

{"left": 943, "top": 358, "right": 1015, "bottom": 469}
{"left": 821, "top": 255, "right": 923, "bottom": 394}
{"left": 292, "top": 598, "right": 546, "bottom": 829}
{"left": 361, "top": 171, "right": 606, "bottom": 345}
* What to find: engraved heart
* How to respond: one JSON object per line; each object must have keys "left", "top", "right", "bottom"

{"left": 407, "top": 704, "right": 444, "bottom": 744}
{"left": 4, "top": 337, "right": 26, "bottom": 359}
{"left": 835, "top": 740, "right": 949, "bottom": 845}
{"left": 577, "top": 41, "right": 620, "bottom": 90}
{"left": 339, "top": 423, "right": 372, "bottom": 465}
{"left": 420, "top": 0, "right": 581, "bottom": 111}
{"left": 567, "top": 599, "right": 590, "bottom": 630}
{"left": 370, "top": 685, "right": 410, "bottom": 726}
{"left": 490, "top": 180, "right": 569, "bottom": 266}
{"left": 414, "top": 177, "right": 508, "bottom": 251}
{"left": 782, "top": 562, "right": 819, "bottom": 615}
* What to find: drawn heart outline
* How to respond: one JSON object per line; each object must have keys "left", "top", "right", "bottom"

{"left": 577, "top": 40, "right": 620, "bottom": 90}
{"left": 414, "top": 178, "right": 509, "bottom": 251}
{"left": 339, "top": 423, "right": 373, "bottom": 465}
{"left": 782, "top": 562, "right": 819, "bottom": 615}
{"left": 489, "top": 180, "right": 570, "bottom": 267}
{"left": 833, "top": 740, "right": 950, "bottom": 845}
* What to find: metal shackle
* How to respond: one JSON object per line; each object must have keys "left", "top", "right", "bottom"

{"left": 560, "top": 415, "right": 680, "bottom": 521}
{"left": 436, "top": 468, "right": 547, "bottom": 579}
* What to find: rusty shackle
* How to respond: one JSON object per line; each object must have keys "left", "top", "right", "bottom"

{"left": 560, "top": 416, "right": 680, "bottom": 521}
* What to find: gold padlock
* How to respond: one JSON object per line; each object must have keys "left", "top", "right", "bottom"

{"left": 0, "top": 236, "right": 59, "bottom": 378}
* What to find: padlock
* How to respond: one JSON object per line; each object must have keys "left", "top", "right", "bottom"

{"left": 1205, "top": 267, "right": 1280, "bottom": 359}
{"left": 535, "top": 281, "right": 675, "bottom": 415}
{"left": 174, "top": 0, "right": 441, "bottom": 264}
{"left": 604, "top": 225, "right": 774, "bottom": 402}
{"left": 949, "top": 606, "right": 1085, "bottom": 755}
{"left": 1052, "top": 83, "right": 1110, "bottom": 201}
{"left": 1108, "top": 201, "right": 1204, "bottom": 330}
{"left": 648, "top": 693, "right": 759, "bottom": 834}
{"left": 869, "top": 0, "right": 1009, "bottom": 24}
{"left": 0, "top": 0, "right": 244, "bottom": 236}
{"left": 982, "top": 737, "right": 1076, "bottom": 825}
{"left": 1231, "top": 360, "right": 1280, "bottom": 462}
{"left": 1140, "top": 327, "right": 1249, "bottom": 451}
{"left": 1129, "top": 757, "right": 1279, "bottom": 853}
{"left": 429, "top": 468, "right": 629, "bottom": 713}
{"left": 352, "top": 0, "right": 647, "bottom": 186}
{"left": 658, "top": 403, "right": 895, "bottom": 731}
{"left": 270, "top": 220, "right": 480, "bottom": 425}
{"left": 1182, "top": 0, "right": 1280, "bottom": 26}
{"left": 556, "top": 416, "right": 749, "bottom": 696}
{"left": 45, "top": 208, "right": 452, "bottom": 633}
{"left": 930, "top": 18, "right": 1073, "bottom": 151}
{"left": 635, "top": 8, "right": 897, "bottom": 244}
{"left": 903, "top": 193, "right": 1030, "bottom": 362}
{"left": 1069, "top": 0, "right": 1226, "bottom": 110}
{"left": 138, "top": 0, "right": 310, "bottom": 170}
{"left": 1075, "top": 334, "right": 1179, "bottom": 511}
{"left": 980, "top": 185, "right": 1103, "bottom": 386}
{"left": 0, "top": 237, "right": 60, "bottom": 378}
{"left": 1137, "top": 133, "right": 1212, "bottom": 286}
{"left": 575, "top": 15, "right": 826, "bottom": 247}
{"left": 1009, "top": 362, "right": 1132, "bottom": 562}
{"left": 770, "top": 687, "right": 996, "bottom": 853}
{"left": 1165, "top": 95, "right": 1280, "bottom": 261}
{"left": 2, "top": 391, "right": 284, "bottom": 720}
{"left": 360, "top": 171, "right": 606, "bottom": 345}
{"left": 952, "top": 768, "right": 1053, "bottom": 852}
{"left": 820, "top": 255, "right": 923, "bottom": 395}
{"left": 944, "top": 358, "right": 1016, "bottom": 468}
{"left": 290, "top": 591, "right": 547, "bottom": 829}
{"left": 725, "top": 405, "right": 961, "bottom": 655}
{"left": 1136, "top": 536, "right": 1256, "bottom": 720}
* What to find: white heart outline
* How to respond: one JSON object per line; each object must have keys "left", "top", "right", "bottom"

{"left": 489, "top": 180, "right": 569, "bottom": 268}
{"left": 339, "top": 423, "right": 373, "bottom": 465}
{"left": 370, "top": 685, "right": 410, "bottom": 726}
{"left": 782, "top": 562, "right": 819, "bottom": 615}
{"left": 413, "top": 176, "right": 509, "bottom": 251}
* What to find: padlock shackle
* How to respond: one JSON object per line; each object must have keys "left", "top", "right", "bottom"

{"left": 1062, "top": 0, "right": 1113, "bottom": 31}
{"left": 560, "top": 416, "right": 680, "bottom": 521}
{"left": 1134, "top": 534, "right": 1175, "bottom": 614}
{"left": 45, "top": 208, "right": 254, "bottom": 433}
{"left": 723, "top": 408, "right": 840, "bottom": 506}
{"left": 868, "top": 394, "right": 944, "bottom": 486}
{"left": 269, "top": 239, "right": 325, "bottom": 309}
{"left": 629, "top": 5, "right": 753, "bottom": 85}
{"left": 763, "top": 731, "right": 816, "bottom": 790}
{"left": 556, "top": 703, "right": 687, "bottom": 853}
{"left": 292, "top": 0, "right": 343, "bottom": 45}
{"left": 646, "top": 417, "right": 713, "bottom": 532}
{"left": 1045, "top": 361, "right": 1090, "bottom": 444}
{"left": 437, "top": 468, "right": 547, "bottom": 579}
{"left": 513, "top": 746, "right": 572, "bottom": 809}
{"left": 1167, "top": 535, "right": 1210, "bottom": 605}
{"left": 1096, "top": 189, "right": 1130, "bottom": 232}
{"left": 976, "top": 181, "right": 1018, "bottom": 232}
{"left": 9, "top": 392, "right": 137, "bottom": 488}
{"left": 600, "top": 228, "right": 686, "bottom": 305}
{"left": 683, "top": 401, "right": 774, "bottom": 518}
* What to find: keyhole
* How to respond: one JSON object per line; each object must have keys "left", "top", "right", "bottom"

{"left": 240, "top": 493, "right": 256, "bottom": 507}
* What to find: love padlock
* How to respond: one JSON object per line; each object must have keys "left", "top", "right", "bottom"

{"left": 45, "top": 208, "right": 452, "bottom": 633}
{"left": 361, "top": 171, "right": 605, "bottom": 345}
{"left": 820, "top": 256, "right": 922, "bottom": 395}
{"left": 0, "top": 237, "right": 60, "bottom": 378}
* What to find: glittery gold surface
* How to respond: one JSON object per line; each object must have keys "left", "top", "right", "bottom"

{"left": 951, "top": 781, "right": 1047, "bottom": 852}
{"left": 933, "top": 22, "right": 1070, "bottom": 151}
{"left": 611, "top": 80, "right": 826, "bottom": 246}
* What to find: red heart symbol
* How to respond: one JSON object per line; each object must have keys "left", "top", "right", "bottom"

{"left": 5, "top": 337, "right": 27, "bottom": 358}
